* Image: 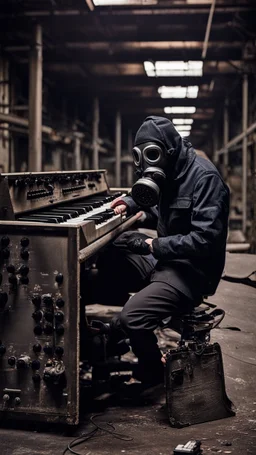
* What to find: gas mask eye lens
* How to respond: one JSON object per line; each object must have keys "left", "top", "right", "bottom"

{"left": 132, "top": 147, "right": 141, "bottom": 167}
{"left": 143, "top": 144, "right": 162, "bottom": 165}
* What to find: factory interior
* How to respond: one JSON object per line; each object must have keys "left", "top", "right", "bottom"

{"left": 0, "top": 1, "right": 256, "bottom": 455}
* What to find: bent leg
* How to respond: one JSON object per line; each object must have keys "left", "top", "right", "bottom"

{"left": 117, "top": 281, "right": 195, "bottom": 384}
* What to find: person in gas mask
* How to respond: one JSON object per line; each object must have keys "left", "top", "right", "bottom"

{"left": 96, "top": 115, "right": 229, "bottom": 390}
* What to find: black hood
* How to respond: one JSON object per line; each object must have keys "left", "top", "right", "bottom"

{"left": 134, "top": 116, "right": 195, "bottom": 180}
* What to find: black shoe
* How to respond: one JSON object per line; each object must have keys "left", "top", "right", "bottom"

{"left": 107, "top": 339, "right": 130, "bottom": 357}
{"left": 89, "top": 320, "right": 110, "bottom": 335}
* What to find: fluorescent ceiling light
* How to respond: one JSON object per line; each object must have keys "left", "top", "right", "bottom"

{"left": 93, "top": 0, "right": 158, "bottom": 5}
{"left": 172, "top": 119, "right": 194, "bottom": 125}
{"left": 178, "top": 131, "right": 191, "bottom": 137}
{"left": 164, "top": 106, "right": 196, "bottom": 114}
{"left": 158, "top": 86, "right": 198, "bottom": 99}
{"left": 175, "top": 125, "right": 191, "bottom": 131}
{"left": 144, "top": 60, "right": 203, "bottom": 77}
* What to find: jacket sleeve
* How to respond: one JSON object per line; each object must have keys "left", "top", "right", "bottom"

{"left": 152, "top": 173, "right": 230, "bottom": 259}
{"left": 122, "top": 195, "right": 159, "bottom": 229}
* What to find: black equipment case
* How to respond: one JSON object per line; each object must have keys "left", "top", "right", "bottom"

{"left": 166, "top": 342, "right": 235, "bottom": 427}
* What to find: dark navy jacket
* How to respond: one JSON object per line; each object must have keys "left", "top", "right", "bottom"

{"left": 123, "top": 116, "right": 230, "bottom": 300}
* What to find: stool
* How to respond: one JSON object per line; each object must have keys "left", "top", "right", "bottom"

{"left": 161, "top": 300, "right": 225, "bottom": 348}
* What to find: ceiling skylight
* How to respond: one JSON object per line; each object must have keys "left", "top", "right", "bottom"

{"left": 177, "top": 131, "right": 191, "bottom": 137}
{"left": 175, "top": 125, "right": 191, "bottom": 131}
{"left": 164, "top": 106, "right": 196, "bottom": 114}
{"left": 172, "top": 119, "right": 194, "bottom": 125}
{"left": 158, "top": 86, "right": 198, "bottom": 99}
{"left": 93, "top": 0, "right": 158, "bottom": 5}
{"left": 144, "top": 61, "right": 203, "bottom": 77}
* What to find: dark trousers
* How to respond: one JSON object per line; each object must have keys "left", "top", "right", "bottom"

{"left": 96, "top": 233, "right": 196, "bottom": 383}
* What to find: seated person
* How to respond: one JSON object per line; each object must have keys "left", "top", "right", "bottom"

{"left": 96, "top": 115, "right": 230, "bottom": 390}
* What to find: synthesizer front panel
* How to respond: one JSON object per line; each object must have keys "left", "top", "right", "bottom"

{"left": 0, "top": 223, "right": 80, "bottom": 424}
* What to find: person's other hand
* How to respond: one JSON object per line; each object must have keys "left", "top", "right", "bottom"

{"left": 110, "top": 197, "right": 127, "bottom": 215}
{"left": 127, "top": 233, "right": 153, "bottom": 255}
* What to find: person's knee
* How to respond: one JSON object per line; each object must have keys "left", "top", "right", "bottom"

{"left": 119, "top": 309, "right": 130, "bottom": 332}
{"left": 119, "top": 296, "right": 142, "bottom": 333}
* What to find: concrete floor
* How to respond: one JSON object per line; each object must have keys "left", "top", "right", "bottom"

{"left": 0, "top": 277, "right": 256, "bottom": 455}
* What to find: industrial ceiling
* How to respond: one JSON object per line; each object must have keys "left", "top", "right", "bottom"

{"left": 1, "top": 0, "right": 256, "bottom": 149}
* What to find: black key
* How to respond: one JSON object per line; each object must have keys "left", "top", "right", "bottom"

{"left": 42, "top": 211, "right": 70, "bottom": 221}
{"left": 36, "top": 213, "right": 65, "bottom": 222}
{"left": 50, "top": 209, "right": 79, "bottom": 218}
{"left": 18, "top": 217, "right": 59, "bottom": 224}
{"left": 62, "top": 206, "right": 87, "bottom": 214}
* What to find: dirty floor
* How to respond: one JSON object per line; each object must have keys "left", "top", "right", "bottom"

{"left": 0, "top": 277, "right": 256, "bottom": 455}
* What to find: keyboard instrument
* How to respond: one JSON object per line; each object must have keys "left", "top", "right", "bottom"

{"left": 0, "top": 170, "right": 141, "bottom": 425}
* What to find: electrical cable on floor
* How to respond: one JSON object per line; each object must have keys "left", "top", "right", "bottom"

{"left": 223, "top": 351, "right": 256, "bottom": 367}
{"left": 62, "top": 414, "right": 134, "bottom": 455}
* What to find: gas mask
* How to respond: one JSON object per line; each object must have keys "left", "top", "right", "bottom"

{"left": 131, "top": 141, "right": 168, "bottom": 208}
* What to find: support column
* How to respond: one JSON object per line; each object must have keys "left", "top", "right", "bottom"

{"left": 127, "top": 129, "right": 133, "bottom": 187}
{"left": 242, "top": 74, "right": 248, "bottom": 233}
{"left": 74, "top": 134, "right": 82, "bottom": 170}
{"left": 223, "top": 98, "right": 229, "bottom": 175}
{"left": 212, "top": 121, "right": 219, "bottom": 165}
{"left": 28, "top": 24, "right": 43, "bottom": 171}
{"left": 83, "top": 153, "right": 90, "bottom": 170}
{"left": 0, "top": 57, "right": 10, "bottom": 172}
{"left": 115, "top": 111, "right": 121, "bottom": 187}
{"left": 52, "top": 147, "right": 62, "bottom": 171}
{"left": 92, "top": 97, "right": 99, "bottom": 169}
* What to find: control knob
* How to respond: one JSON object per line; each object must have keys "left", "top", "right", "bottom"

{"left": 43, "top": 360, "right": 66, "bottom": 386}
{"left": 32, "top": 294, "right": 41, "bottom": 307}
{"left": 32, "top": 310, "right": 43, "bottom": 322}
{"left": 14, "top": 179, "right": 25, "bottom": 188}
{"left": 20, "top": 250, "right": 29, "bottom": 260}
{"left": 55, "top": 273, "right": 63, "bottom": 285}
{"left": 18, "top": 265, "right": 29, "bottom": 276}
{"left": 20, "top": 237, "right": 29, "bottom": 247}
{"left": 33, "top": 343, "right": 42, "bottom": 353}
{"left": 6, "top": 264, "right": 15, "bottom": 274}
{"left": 16, "top": 355, "right": 31, "bottom": 369}
{"left": 8, "top": 356, "right": 16, "bottom": 366}
{"left": 8, "top": 275, "right": 17, "bottom": 285}
{"left": 20, "top": 276, "right": 29, "bottom": 285}
{"left": 14, "top": 397, "right": 21, "bottom": 405}
{"left": 31, "top": 360, "right": 41, "bottom": 370}
{"left": 42, "top": 294, "right": 53, "bottom": 307}
{"left": 44, "top": 311, "right": 54, "bottom": 322}
{"left": 55, "top": 311, "right": 64, "bottom": 323}
{"left": 55, "top": 325, "right": 64, "bottom": 336}
{"left": 56, "top": 298, "right": 65, "bottom": 308}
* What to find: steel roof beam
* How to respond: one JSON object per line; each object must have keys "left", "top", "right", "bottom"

{"left": 0, "top": 6, "right": 254, "bottom": 18}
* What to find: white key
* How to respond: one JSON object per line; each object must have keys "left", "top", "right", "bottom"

{"left": 61, "top": 201, "right": 112, "bottom": 225}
